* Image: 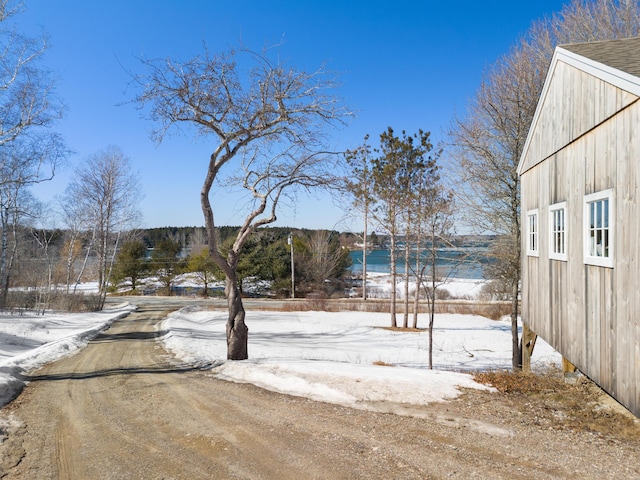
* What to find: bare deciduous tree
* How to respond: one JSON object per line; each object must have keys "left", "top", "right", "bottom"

{"left": 417, "top": 188, "right": 455, "bottom": 369}
{"left": 0, "top": 1, "right": 63, "bottom": 147}
{"left": 299, "top": 229, "right": 349, "bottom": 292}
{"left": 62, "top": 146, "right": 142, "bottom": 308}
{"left": 133, "top": 46, "right": 351, "bottom": 360}
{"left": 0, "top": 137, "right": 67, "bottom": 307}
{"left": 0, "top": 2, "right": 66, "bottom": 308}
{"left": 450, "top": 44, "right": 539, "bottom": 369}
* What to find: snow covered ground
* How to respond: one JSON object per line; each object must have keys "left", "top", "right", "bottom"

{"left": 0, "top": 277, "right": 561, "bottom": 413}
{"left": 161, "top": 308, "right": 560, "bottom": 414}
{"left": 0, "top": 303, "right": 136, "bottom": 407}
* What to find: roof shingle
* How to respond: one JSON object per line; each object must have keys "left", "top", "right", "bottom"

{"left": 561, "top": 36, "right": 640, "bottom": 77}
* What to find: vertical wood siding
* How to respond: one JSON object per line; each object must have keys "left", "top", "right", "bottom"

{"left": 520, "top": 59, "right": 640, "bottom": 415}
{"left": 521, "top": 61, "right": 638, "bottom": 174}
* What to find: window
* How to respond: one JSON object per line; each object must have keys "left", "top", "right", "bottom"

{"left": 526, "top": 209, "right": 539, "bottom": 257}
{"left": 584, "top": 189, "right": 614, "bottom": 268}
{"left": 549, "top": 202, "right": 567, "bottom": 261}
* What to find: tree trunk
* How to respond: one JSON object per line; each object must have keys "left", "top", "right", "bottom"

{"left": 428, "top": 314, "right": 434, "bottom": 370}
{"left": 0, "top": 206, "right": 8, "bottom": 309}
{"left": 203, "top": 276, "right": 209, "bottom": 298}
{"left": 362, "top": 208, "right": 368, "bottom": 301}
{"left": 403, "top": 234, "right": 410, "bottom": 329}
{"left": 202, "top": 168, "right": 250, "bottom": 360}
{"left": 511, "top": 277, "right": 521, "bottom": 370}
{"left": 73, "top": 227, "right": 95, "bottom": 294}
{"left": 412, "top": 279, "right": 420, "bottom": 329}
{"left": 428, "top": 236, "right": 438, "bottom": 370}
{"left": 389, "top": 232, "right": 397, "bottom": 328}
{"left": 65, "top": 243, "right": 73, "bottom": 295}
{"left": 226, "top": 274, "right": 248, "bottom": 360}
{"left": 0, "top": 206, "right": 17, "bottom": 310}
{"left": 429, "top": 270, "right": 437, "bottom": 370}
{"left": 511, "top": 192, "right": 522, "bottom": 370}
{"left": 412, "top": 240, "right": 423, "bottom": 329}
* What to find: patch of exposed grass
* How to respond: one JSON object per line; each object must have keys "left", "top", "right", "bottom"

{"left": 473, "top": 368, "right": 640, "bottom": 441}
{"left": 376, "top": 326, "right": 425, "bottom": 333}
{"left": 372, "top": 360, "right": 394, "bottom": 367}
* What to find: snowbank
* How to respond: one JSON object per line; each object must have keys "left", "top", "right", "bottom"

{"left": 0, "top": 303, "right": 137, "bottom": 407}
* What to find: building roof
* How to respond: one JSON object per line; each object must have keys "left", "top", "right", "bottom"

{"left": 561, "top": 37, "right": 640, "bottom": 77}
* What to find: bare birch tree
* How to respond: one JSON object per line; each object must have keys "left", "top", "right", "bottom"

{"left": 0, "top": 1, "right": 66, "bottom": 307}
{"left": 449, "top": 0, "right": 640, "bottom": 369}
{"left": 62, "top": 146, "right": 142, "bottom": 308}
{"left": 0, "top": 1, "right": 63, "bottom": 148}
{"left": 0, "top": 136, "right": 66, "bottom": 307}
{"left": 133, "top": 46, "right": 351, "bottom": 360}
{"left": 58, "top": 199, "right": 87, "bottom": 294}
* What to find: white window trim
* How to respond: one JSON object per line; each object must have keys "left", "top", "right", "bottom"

{"left": 526, "top": 209, "right": 539, "bottom": 257}
{"left": 583, "top": 189, "right": 614, "bottom": 268}
{"left": 549, "top": 201, "right": 567, "bottom": 262}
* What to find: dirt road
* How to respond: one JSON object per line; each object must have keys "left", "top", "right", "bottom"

{"left": 1, "top": 303, "right": 640, "bottom": 479}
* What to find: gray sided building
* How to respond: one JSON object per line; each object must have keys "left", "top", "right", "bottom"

{"left": 518, "top": 37, "right": 640, "bottom": 416}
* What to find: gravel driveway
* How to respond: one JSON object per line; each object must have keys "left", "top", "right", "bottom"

{"left": 0, "top": 303, "right": 639, "bottom": 479}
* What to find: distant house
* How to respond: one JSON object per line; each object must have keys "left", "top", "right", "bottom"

{"left": 518, "top": 37, "right": 640, "bottom": 416}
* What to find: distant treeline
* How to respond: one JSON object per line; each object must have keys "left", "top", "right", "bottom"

{"left": 104, "top": 226, "right": 498, "bottom": 252}
{"left": 29, "top": 225, "right": 498, "bottom": 252}
{"left": 139, "top": 226, "right": 359, "bottom": 250}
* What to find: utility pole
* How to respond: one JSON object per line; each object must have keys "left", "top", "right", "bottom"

{"left": 288, "top": 233, "right": 295, "bottom": 299}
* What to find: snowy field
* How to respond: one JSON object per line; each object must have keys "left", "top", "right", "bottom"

{"left": 0, "top": 277, "right": 561, "bottom": 413}
{"left": 162, "top": 308, "right": 560, "bottom": 414}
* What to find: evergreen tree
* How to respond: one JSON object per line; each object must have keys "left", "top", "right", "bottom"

{"left": 186, "top": 247, "right": 220, "bottom": 297}
{"left": 151, "top": 239, "right": 184, "bottom": 295}
{"left": 112, "top": 239, "right": 148, "bottom": 292}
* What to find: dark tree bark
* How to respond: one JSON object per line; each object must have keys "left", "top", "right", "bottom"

{"left": 226, "top": 274, "right": 248, "bottom": 360}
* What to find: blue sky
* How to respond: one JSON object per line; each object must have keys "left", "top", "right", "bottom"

{"left": 16, "top": 0, "right": 567, "bottom": 231}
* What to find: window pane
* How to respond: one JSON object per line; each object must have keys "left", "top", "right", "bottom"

{"left": 554, "top": 208, "right": 565, "bottom": 256}
{"left": 527, "top": 212, "right": 538, "bottom": 254}
{"left": 584, "top": 191, "right": 613, "bottom": 265}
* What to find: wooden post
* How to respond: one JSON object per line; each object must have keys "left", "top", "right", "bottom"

{"left": 562, "top": 356, "right": 578, "bottom": 383}
{"left": 521, "top": 324, "right": 538, "bottom": 372}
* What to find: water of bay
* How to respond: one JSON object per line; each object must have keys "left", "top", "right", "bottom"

{"left": 348, "top": 246, "right": 493, "bottom": 280}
